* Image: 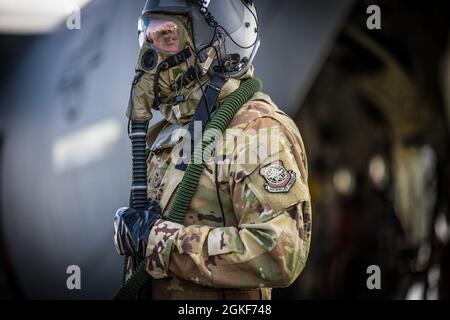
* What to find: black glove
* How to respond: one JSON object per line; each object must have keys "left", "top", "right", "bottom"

{"left": 113, "top": 200, "right": 161, "bottom": 258}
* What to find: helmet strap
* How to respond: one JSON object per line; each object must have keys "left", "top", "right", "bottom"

{"left": 175, "top": 72, "right": 226, "bottom": 171}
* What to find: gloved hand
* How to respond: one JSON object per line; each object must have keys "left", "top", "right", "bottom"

{"left": 113, "top": 200, "right": 161, "bottom": 258}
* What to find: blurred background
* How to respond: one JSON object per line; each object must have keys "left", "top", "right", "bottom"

{"left": 0, "top": 0, "right": 449, "bottom": 299}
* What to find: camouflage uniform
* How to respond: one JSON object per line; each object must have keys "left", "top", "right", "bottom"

{"left": 140, "top": 89, "right": 312, "bottom": 300}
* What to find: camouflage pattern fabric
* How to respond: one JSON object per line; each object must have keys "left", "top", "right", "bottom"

{"left": 131, "top": 90, "right": 312, "bottom": 300}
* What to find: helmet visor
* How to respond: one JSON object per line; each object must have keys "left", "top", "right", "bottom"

{"left": 138, "top": 15, "right": 182, "bottom": 53}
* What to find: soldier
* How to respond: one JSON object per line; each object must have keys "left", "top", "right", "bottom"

{"left": 114, "top": 0, "right": 312, "bottom": 300}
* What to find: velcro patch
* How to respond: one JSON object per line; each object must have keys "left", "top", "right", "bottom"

{"left": 244, "top": 149, "right": 310, "bottom": 219}
{"left": 259, "top": 160, "right": 296, "bottom": 193}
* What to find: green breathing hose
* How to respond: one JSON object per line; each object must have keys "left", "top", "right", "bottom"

{"left": 114, "top": 77, "right": 262, "bottom": 300}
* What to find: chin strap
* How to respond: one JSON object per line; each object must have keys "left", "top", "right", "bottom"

{"left": 175, "top": 73, "right": 226, "bottom": 171}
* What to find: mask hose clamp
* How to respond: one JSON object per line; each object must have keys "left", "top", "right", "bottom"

{"left": 151, "top": 47, "right": 193, "bottom": 110}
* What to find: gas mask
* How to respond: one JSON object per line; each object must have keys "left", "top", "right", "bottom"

{"left": 126, "top": 13, "right": 252, "bottom": 125}
{"left": 127, "top": 14, "right": 197, "bottom": 124}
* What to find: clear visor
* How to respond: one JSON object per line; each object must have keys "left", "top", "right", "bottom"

{"left": 138, "top": 16, "right": 182, "bottom": 53}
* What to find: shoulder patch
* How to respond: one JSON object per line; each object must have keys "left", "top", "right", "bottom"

{"left": 243, "top": 149, "right": 310, "bottom": 217}
{"left": 260, "top": 160, "right": 296, "bottom": 193}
